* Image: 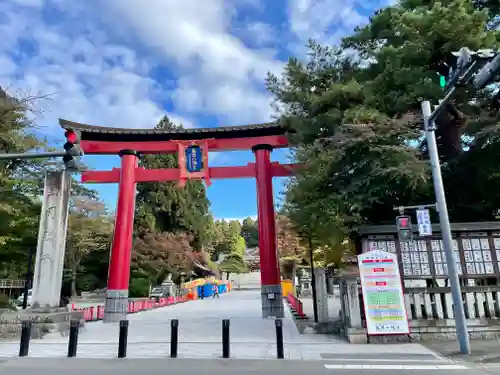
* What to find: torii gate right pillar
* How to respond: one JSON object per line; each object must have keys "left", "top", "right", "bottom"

{"left": 253, "top": 144, "right": 284, "bottom": 318}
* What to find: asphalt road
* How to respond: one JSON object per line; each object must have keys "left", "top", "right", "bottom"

{"left": 0, "top": 358, "right": 489, "bottom": 375}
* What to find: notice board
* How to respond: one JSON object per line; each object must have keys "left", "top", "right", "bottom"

{"left": 358, "top": 250, "right": 410, "bottom": 335}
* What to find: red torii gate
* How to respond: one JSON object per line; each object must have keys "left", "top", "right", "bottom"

{"left": 59, "top": 119, "right": 297, "bottom": 322}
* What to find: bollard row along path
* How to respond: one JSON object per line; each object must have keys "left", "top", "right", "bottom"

{"left": 0, "top": 290, "right": 441, "bottom": 360}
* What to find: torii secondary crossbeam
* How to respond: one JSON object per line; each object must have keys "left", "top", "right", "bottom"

{"left": 60, "top": 118, "right": 297, "bottom": 321}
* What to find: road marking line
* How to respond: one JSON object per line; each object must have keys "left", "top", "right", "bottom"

{"left": 322, "top": 358, "right": 452, "bottom": 363}
{"left": 324, "top": 364, "right": 468, "bottom": 370}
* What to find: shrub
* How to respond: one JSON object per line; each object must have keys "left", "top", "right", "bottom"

{"left": 0, "top": 293, "right": 16, "bottom": 310}
{"left": 129, "top": 278, "right": 150, "bottom": 298}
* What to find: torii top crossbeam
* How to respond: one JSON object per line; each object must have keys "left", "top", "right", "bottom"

{"left": 59, "top": 118, "right": 290, "bottom": 154}
{"left": 59, "top": 118, "right": 297, "bottom": 184}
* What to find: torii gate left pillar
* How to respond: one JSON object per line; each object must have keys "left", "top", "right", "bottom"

{"left": 104, "top": 150, "right": 138, "bottom": 323}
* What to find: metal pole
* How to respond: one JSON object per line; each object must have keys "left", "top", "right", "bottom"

{"left": 170, "top": 319, "right": 179, "bottom": 358}
{"left": 22, "top": 247, "right": 34, "bottom": 310}
{"left": 222, "top": 319, "right": 230, "bottom": 358}
{"left": 421, "top": 100, "right": 470, "bottom": 354}
{"left": 117, "top": 320, "right": 128, "bottom": 358}
{"left": 308, "top": 233, "right": 319, "bottom": 323}
{"left": 18, "top": 321, "right": 31, "bottom": 357}
{"left": 67, "top": 319, "right": 79, "bottom": 357}
{"left": 0, "top": 151, "right": 67, "bottom": 160}
{"left": 275, "top": 319, "right": 284, "bottom": 359}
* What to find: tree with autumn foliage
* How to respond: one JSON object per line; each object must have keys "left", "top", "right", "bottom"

{"left": 65, "top": 196, "right": 113, "bottom": 297}
{"left": 276, "top": 215, "right": 305, "bottom": 261}
{"left": 276, "top": 215, "right": 305, "bottom": 279}
{"left": 131, "top": 232, "right": 195, "bottom": 295}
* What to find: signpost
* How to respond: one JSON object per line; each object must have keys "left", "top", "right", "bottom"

{"left": 416, "top": 208, "right": 432, "bottom": 237}
{"left": 358, "top": 250, "right": 409, "bottom": 336}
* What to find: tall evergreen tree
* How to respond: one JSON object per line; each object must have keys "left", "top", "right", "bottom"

{"left": 268, "top": 0, "right": 500, "bottom": 234}
{"left": 134, "top": 115, "right": 211, "bottom": 249}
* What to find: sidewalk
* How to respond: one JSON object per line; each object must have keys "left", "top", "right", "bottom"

{"left": 0, "top": 290, "right": 445, "bottom": 360}
{"left": 423, "top": 339, "right": 500, "bottom": 364}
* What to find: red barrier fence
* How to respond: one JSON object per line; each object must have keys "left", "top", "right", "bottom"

{"left": 286, "top": 293, "right": 306, "bottom": 317}
{"left": 71, "top": 295, "right": 188, "bottom": 322}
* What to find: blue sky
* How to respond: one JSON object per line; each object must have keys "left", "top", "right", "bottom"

{"left": 0, "top": 0, "right": 393, "bottom": 221}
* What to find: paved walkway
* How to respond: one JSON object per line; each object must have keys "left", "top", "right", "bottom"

{"left": 0, "top": 290, "right": 443, "bottom": 360}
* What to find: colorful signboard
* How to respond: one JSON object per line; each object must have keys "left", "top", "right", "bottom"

{"left": 358, "top": 250, "right": 410, "bottom": 335}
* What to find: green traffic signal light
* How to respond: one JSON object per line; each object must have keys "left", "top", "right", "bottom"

{"left": 439, "top": 75, "right": 446, "bottom": 88}
{"left": 398, "top": 229, "right": 412, "bottom": 242}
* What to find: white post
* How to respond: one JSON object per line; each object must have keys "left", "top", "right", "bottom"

{"left": 32, "top": 170, "right": 71, "bottom": 308}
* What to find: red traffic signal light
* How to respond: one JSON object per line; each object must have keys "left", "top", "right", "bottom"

{"left": 399, "top": 217, "right": 409, "bottom": 228}
{"left": 396, "top": 215, "right": 412, "bottom": 229}
{"left": 65, "top": 130, "right": 79, "bottom": 144}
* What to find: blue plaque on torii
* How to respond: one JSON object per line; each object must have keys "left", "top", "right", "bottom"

{"left": 185, "top": 145, "right": 203, "bottom": 173}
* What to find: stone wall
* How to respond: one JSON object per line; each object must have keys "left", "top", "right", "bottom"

{"left": 0, "top": 309, "right": 84, "bottom": 340}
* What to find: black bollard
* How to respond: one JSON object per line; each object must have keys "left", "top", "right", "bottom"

{"left": 275, "top": 319, "right": 284, "bottom": 359}
{"left": 222, "top": 319, "right": 230, "bottom": 358}
{"left": 118, "top": 320, "right": 129, "bottom": 358}
{"left": 18, "top": 320, "right": 32, "bottom": 357}
{"left": 170, "top": 319, "right": 178, "bottom": 358}
{"left": 67, "top": 319, "right": 79, "bottom": 357}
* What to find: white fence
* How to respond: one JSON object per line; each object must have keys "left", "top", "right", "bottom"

{"left": 0, "top": 279, "right": 25, "bottom": 289}
{"left": 339, "top": 278, "right": 500, "bottom": 342}
{"left": 230, "top": 272, "right": 261, "bottom": 290}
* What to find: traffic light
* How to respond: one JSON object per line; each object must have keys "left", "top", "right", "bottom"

{"left": 63, "top": 129, "right": 82, "bottom": 170}
{"left": 396, "top": 215, "right": 413, "bottom": 242}
{"left": 448, "top": 47, "right": 474, "bottom": 88}
{"left": 433, "top": 61, "right": 451, "bottom": 89}
{"left": 473, "top": 53, "right": 500, "bottom": 90}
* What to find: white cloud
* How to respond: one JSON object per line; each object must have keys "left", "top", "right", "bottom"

{"left": 287, "top": 0, "right": 368, "bottom": 52}
{"left": 0, "top": 0, "right": 286, "bottom": 139}
{"left": 286, "top": 0, "right": 397, "bottom": 55}
{"left": 0, "top": 2, "right": 193, "bottom": 135}
{"left": 93, "top": 0, "right": 284, "bottom": 124}
{"left": 244, "top": 22, "right": 276, "bottom": 46}
{"left": 215, "top": 215, "right": 257, "bottom": 223}
{"left": 10, "top": 0, "right": 44, "bottom": 7}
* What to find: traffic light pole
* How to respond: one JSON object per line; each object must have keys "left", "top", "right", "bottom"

{"left": 394, "top": 204, "right": 437, "bottom": 215}
{"left": 0, "top": 151, "right": 67, "bottom": 160}
{"left": 421, "top": 100, "right": 470, "bottom": 355}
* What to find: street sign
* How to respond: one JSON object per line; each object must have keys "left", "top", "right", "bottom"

{"left": 416, "top": 209, "right": 432, "bottom": 236}
{"left": 185, "top": 145, "right": 203, "bottom": 173}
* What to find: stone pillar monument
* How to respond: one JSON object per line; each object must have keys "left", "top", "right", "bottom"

{"left": 32, "top": 170, "right": 71, "bottom": 308}
{"left": 314, "top": 268, "right": 329, "bottom": 323}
